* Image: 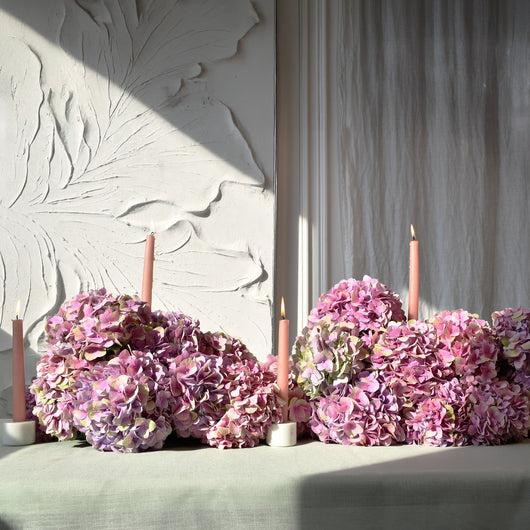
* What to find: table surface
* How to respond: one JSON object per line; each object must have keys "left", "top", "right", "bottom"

{"left": 1, "top": 437, "right": 530, "bottom": 530}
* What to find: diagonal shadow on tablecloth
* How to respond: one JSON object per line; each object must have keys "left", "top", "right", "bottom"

{"left": 296, "top": 442, "right": 530, "bottom": 530}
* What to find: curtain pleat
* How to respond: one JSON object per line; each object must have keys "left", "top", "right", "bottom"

{"left": 337, "top": 0, "right": 529, "bottom": 321}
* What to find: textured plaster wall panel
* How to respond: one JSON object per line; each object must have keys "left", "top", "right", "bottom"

{"left": 0, "top": 0, "right": 275, "bottom": 408}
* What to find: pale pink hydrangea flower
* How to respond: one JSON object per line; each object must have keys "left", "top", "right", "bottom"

{"left": 307, "top": 276, "right": 406, "bottom": 346}
{"left": 169, "top": 331, "right": 259, "bottom": 440}
{"left": 403, "top": 378, "right": 469, "bottom": 446}
{"left": 465, "top": 377, "right": 530, "bottom": 445}
{"left": 292, "top": 317, "right": 368, "bottom": 398}
{"left": 428, "top": 310, "right": 500, "bottom": 382}
{"left": 372, "top": 320, "right": 442, "bottom": 406}
{"left": 72, "top": 349, "right": 173, "bottom": 453}
{"left": 492, "top": 307, "right": 530, "bottom": 372}
{"left": 205, "top": 360, "right": 282, "bottom": 448}
{"left": 309, "top": 372, "right": 404, "bottom": 446}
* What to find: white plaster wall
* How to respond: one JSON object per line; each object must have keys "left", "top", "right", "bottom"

{"left": 0, "top": 0, "right": 275, "bottom": 413}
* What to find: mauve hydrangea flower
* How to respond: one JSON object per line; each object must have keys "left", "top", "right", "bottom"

{"left": 73, "top": 349, "right": 173, "bottom": 452}
{"left": 309, "top": 372, "right": 404, "bottom": 446}
{"left": 307, "top": 276, "right": 406, "bottom": 342}
{"left": 169, "top": 350, "right": 227, "bottom": 439}
{"left": 198, "top": 330, "right": 256, "bottom": 364}
{"left": 29, "top": 289, "right": 288, "bottom": 451}
{"left": 293, "top": 276, "right": 530, "bottom": 447}
{"left": 206, "top": 360, "right": 282, "bottom": 449}
{"left": 287, "top": 385, "right": 313, "bottom": 431}
{"left": 492, "top": 307, "right": 530, "bottom": 372}
{"left": 372, "top": 320, "right": 442, "bottom": 405}
{"left": 428, "top": 310, "right": 500, "bottom": 381}
{"left": 31, "top": 289, "right": 158, "bottom": 440}
{"left": 31, "top": 352, "right": 96, "bottom": 440}
{"left": 292, "top": 317, "right": 368, "bottom": 398}
{"left": 168, "top": 331, "right": 256, "bottom": 439}
{"left": 403, "top": 378, "right": 469, "bottom": 446}
{"left": 45, "top": 289, "right": 152, "bottom": 361}
{"left": 25, "top": 386, "right": 53, "bottom": 443}
{"left": 149, "top": 310, "right": 202, "bottom": 364}
{"left": 169, "top": 331, "right": 285, "bottom": 448}
{"left": 465, "top": 377, "right": 530, "bottom": 445}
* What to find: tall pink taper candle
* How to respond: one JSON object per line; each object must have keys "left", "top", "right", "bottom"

{"left": 12, "top": 301, "right": 26, "bottom": 422}
{"left": 277, "top": 297, "right": 289, "bottom": 423}
{"left": 408, "top": 224, "right": 419, "bottom": 321}
{"left": 141, "top": 231, "right": 155, "bottom": 308}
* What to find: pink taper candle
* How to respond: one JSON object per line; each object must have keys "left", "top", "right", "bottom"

{"left": 277, "top": 297, "right": 289, "bottom": 423}
{"left": 141, "top": 231, "right": 155, "bottom": 308}
{"left": 12, "top": 301, "right": 26, "bottom": 423}
{"left": 408, "top": 224, "right": 419, "bottom": 321}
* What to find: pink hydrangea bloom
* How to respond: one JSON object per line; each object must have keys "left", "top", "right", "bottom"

{"left": 169, "top": 334, "right": 284, "bottom": 449}
{"left": 142, "top": 310, "right": 202, "bottom": 363}
{"left": 45, "top": 289, "right": 152, "bottom": 361}
{"left": 169, "top": 351, "right": 227, "bottom": 438}
{"left": 403, "top": 378, "right": 469, "bottom": 446}
{"left": 309, "top": 372, "right": 404, "bottom": 446}
{"left": 307, "top": 276, "right": 406, "bottom": 340}
{"left": 492, "top": 307, "right": 530, "bottom": 372}
{"left": 372, "top": 320, "right": 442, "bottom": 406}
{"left": 31, "top": 352, "right": 95, "bottom": 440}
{"left": 294, "top": 277, "right": 529, "bottom": 447}
{"left": 292, "top": 317, "right": 368, "bottom": 398}
{"left": 205, "top": 360, "right": 282, "bottom": 448}
{"left": 465, "top": 377, "right": 530, "bottom": 445}
{"left": 31, "top": 289, "right": 284, "bottom": 451}
{"left": 72, "top": 349, "right": 173, "bottom": 452}
{"left": 169, "top": 331, "right": 258, "bottom": 440}
{"left": 428, "top": 310, "right": 500, "bottom": 381}
{"left": 25, "top": 386, "right": 53, "bottom": 443}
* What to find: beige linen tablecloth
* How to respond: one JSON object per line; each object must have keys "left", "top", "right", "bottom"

{"left": 1, "top": 438, "right": 529, "bottom": 529}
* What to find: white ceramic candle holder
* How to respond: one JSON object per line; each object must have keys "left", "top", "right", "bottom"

{"left": 266, "top": 421, "right": 297, "bottom": 447}
{"left": 1, "top": 420, "right": 36, "bottom": 446}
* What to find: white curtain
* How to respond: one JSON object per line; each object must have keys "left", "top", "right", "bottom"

{"left": 337, "top": 0, "right": 529, "bottom": 322}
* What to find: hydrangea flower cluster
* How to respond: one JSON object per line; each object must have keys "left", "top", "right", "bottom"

{"left": 72, "top": 349, "right": 173, "bottom": 452}
{"left": 25, "top": 386, "right": 53, "bottom": 443}
{"left": 293, "top": 277, "right": 530, "bottom": 447}
{"left": 205, "top": 359, "right": 281, "bottom": 448}
{"left": 293, "top": 318, "right": 367, "bottom": 398}
{"left": 30, "top": 289, "right": 284, "bottom": 452}
{"left": 492, "top": 307, "right": 530, "bottom": 373}
{"left": 307, "top": 275, "right": 406, "bottom": 349}
{"left": 309, "top": 373, "right": 404, "bottom": 446}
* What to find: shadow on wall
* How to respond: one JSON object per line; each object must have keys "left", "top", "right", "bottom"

{"left": 1, "top": 0, "right": 266, "bottom": 186}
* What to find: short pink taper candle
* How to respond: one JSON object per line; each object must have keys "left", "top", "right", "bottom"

{"left": 277, "top": 297, "right": 290, "bottom": 422}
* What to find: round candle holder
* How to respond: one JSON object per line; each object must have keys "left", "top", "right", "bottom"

{"left": 1, "top": 420, "right": 36, "bottom": 446}
{"left": 266, "top": 421, "right": 297, "bottom": 447}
